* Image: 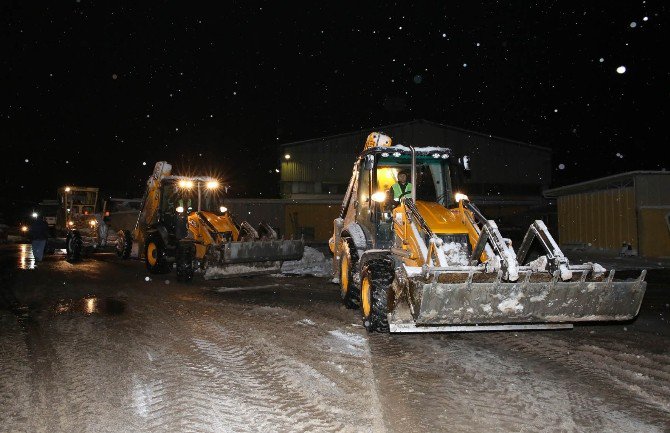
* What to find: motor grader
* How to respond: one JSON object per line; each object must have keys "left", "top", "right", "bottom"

{"left": 46, "top": 185, "right": 134, "bottom": 261}
{"left": 132, "top": 162, "right": 304, "bottom": 281}
{"left": 330, "top": 132, "right": 647, "bottom": 333}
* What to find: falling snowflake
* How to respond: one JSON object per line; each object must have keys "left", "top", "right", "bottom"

{"left": 554, "top": 109, "right": 558, "bottom": 113}
{"left": 463, "top": 63, "right": 467, "bottom": 67}
{"left": 558, "top": 164, "right": 565, "bottom": 170}
{"left": 616, "top": 152, "right": 624, "bottom": 159}
{"left": 24, "top": 158, "right": 29, "bottom": 163}
{"left": 643, "top": 16, "right": 648, "bottom": 21}
{"left": 616, "top": 66, "right": 626, "bottom": 74}
{"left": 599, "top": 57, "right": 604, "bottom": 63}
{"left": 442, "top": 33, "right": 446, "bottom": 38}
{"left": 630, "top": 22, "right": 637, "bottom": 28}
{"left": 112, "top": 73, "right": 118, "bottom": 80}
{"left": 142, "top": 161, "right": 147, "bottom": 166}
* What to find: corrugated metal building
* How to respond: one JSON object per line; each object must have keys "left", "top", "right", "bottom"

{"left": 544, "top": 171, "right": 670, "bottom": 258}
{"left": 224, "top": 198, "right": 341, "bottom": 242}
{"left": 275, "top": 119, "right": 554, "bottom": 241}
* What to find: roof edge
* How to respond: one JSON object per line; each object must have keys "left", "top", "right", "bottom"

{"left": 279, "top": 119, "right": 550, "bottom": 152}
{"left": 544, "top": 171, "right": 670, "bottom": 197}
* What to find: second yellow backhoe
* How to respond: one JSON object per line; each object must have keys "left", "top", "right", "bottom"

{"left": 129, "top": 162, "right": 304, "bottom": 281}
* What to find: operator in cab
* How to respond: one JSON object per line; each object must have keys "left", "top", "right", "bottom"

{"left": 387, "top": 169, "right": 412, "bottom": 208}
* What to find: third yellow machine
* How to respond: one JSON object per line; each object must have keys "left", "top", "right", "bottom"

{"left": 330, "top": 133, "right": 646, "bottom": 333}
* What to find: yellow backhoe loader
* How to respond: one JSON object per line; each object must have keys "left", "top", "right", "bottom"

{"left": 132, "top": 162, "right": 304, "bottom": 281}
{"left": 330, "top": 133, "right": 646, "bottom": 332}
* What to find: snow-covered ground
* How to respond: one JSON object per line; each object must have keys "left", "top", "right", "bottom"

{"left": 280, "top": 246, "right": 332, "bottom": 277}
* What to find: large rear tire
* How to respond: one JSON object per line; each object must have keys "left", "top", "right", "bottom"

{"left": 339, "top": 237, "right": 360, "bottom": 309}
{"left": 145, "top": 237, "right": 171, "bottom": 274}
{"left": 361, "top": 258, "right": 394, "bottom": 332}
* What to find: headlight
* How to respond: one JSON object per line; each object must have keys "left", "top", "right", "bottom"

{"left": 178, "top": 179, "right": 194, "bottom": 189}
{"left": 21, "top": 226, "right": 28, "bottom": 232}
{"left": 89, "top": 219, "right": 97, "bottom": 226}
{"left": 219, "top": 206, "right": 228, "bottom": 213}
{"left": 68, "top": 221, "right": 74, "bottom": 226}
{"left": 176, "top": 206, "right": 184, "bottom": 213}
{"left": 31, "top": 212, "right": 38, "bottom": 218}
{"left": 206, "top": 180, "right": 219, "bottom": 189}
{"left": 454, "top": 192, "right": 469, "bottom": 203}
{"left": 371, "top": 191, "right": 387, "bottom": 203}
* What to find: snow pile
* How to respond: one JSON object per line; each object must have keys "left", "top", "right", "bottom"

{"left": 281, "top": 246, "right": 332, "bottom": 277}
{"left": 528, "top": 255, "right": 548, "bottom": 272}
{"left": 442, "top": 242, "right": 469, "bottom": 266}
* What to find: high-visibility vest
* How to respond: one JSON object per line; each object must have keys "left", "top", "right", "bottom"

{"left": 391, "top": 182, "right": 412, "bottom": 200}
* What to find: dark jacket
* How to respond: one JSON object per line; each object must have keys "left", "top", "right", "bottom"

{"left": 29, "top": 219, "right": 50, "bottom": 240}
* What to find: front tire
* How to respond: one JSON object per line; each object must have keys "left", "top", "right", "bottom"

{"left": 145, "top": 238, "right": 170, "bottom": 274}
{"left": 339, "top": 237, "right": 360, "bottom": 309}
{"left": 65, "top": 232, "right": 83, "bottom": 262}
{"left": 361, "top": 258, "right": 394, "bottom": 332}
{"left": 117, "top": 230, "right": 132, "bottom": 259}
{"left": 176, "top": 241, "right": 195, "bottom": 282}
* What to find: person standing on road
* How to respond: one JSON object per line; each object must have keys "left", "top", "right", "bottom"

{"left": 28, "top": 216, "right": 50, "bottom": 263}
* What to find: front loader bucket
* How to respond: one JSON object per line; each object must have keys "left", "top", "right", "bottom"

{"left": 389, "top": 270, "right": 646, "bottom": 332}
{"left": 204, "top": 239, "right": 304, "bottom": 279}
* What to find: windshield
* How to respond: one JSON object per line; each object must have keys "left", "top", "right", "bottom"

{"left": 376, "top": 155, "right": 452, "bottom": 205}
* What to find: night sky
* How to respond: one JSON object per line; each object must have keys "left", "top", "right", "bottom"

{"left": 2, "top": 2, "right": 668, "bottom": 223}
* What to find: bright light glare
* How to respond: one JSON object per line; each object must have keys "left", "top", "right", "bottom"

{"left": 206, "top": 180, "right": 219, "bottom": 189}
{"left": 371, "top": 191, "right": 387, "bottom": 203}
{"left": 65, "top": 187, "right": 71, "bottom": 192}
{"left": 89, "top": 219, "right": 97, "bottom": 226}
{"left": 176, "top": 206, "right": 184, "bottom": 213}
{"left": 219, "top": 206, "right": 228, "bottom": 213}
{"left": 455, "top": 192, "right": 469, "bottom": 203}
{"left": 31, "top": 212, "right": 38, "bottom": 218}
{"left": 68, "top": 221, "right": 74, "bottom": 226}
{"left": 284, "top": 154, "right": 291, "bottom": 160}
{"left": 21, "top": 226, "right": 28, "bottom": 232}
{"left": 178, "top": 179, "right": 194, "bottom": 189}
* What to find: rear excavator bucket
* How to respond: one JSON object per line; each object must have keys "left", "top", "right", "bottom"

{"left": 203, "top": 238, "right": 305, "bottom": 279}
{"left": 385, "top": 201, "right": 647, "bottom": 333}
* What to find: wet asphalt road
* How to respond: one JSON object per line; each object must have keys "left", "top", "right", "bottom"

{"left": 1, "top": 243, "right": 669, "bottom": 433}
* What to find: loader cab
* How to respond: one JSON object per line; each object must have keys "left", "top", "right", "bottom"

{"left": 56, "top": 186, "right": 100, "bottom": 231}
{"left": 355, "top": 148, "right": 456, "bottom": 248}
{"left": 157, "top": 177, "right": 224, "bottom": 238}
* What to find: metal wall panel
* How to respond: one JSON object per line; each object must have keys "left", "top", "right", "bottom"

{"left": 557, "top": 187, "right": 637, "bottom": 252}
{"left": 284, "top": 203, "right": 340, "bottom": 241}
{"left": 638, "top": 207, "right": 670, "bottom": 257}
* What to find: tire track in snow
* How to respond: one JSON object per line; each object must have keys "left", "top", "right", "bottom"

{"left": 482, "top": 332, "right": 670, "bottom": 430}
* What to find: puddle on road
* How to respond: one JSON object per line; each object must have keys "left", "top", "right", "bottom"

{"left": 54, "top": 297, "right": 126, "bottom": 316}
{"left": 18, "top": 244, "right": 36, "bottom": 270}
